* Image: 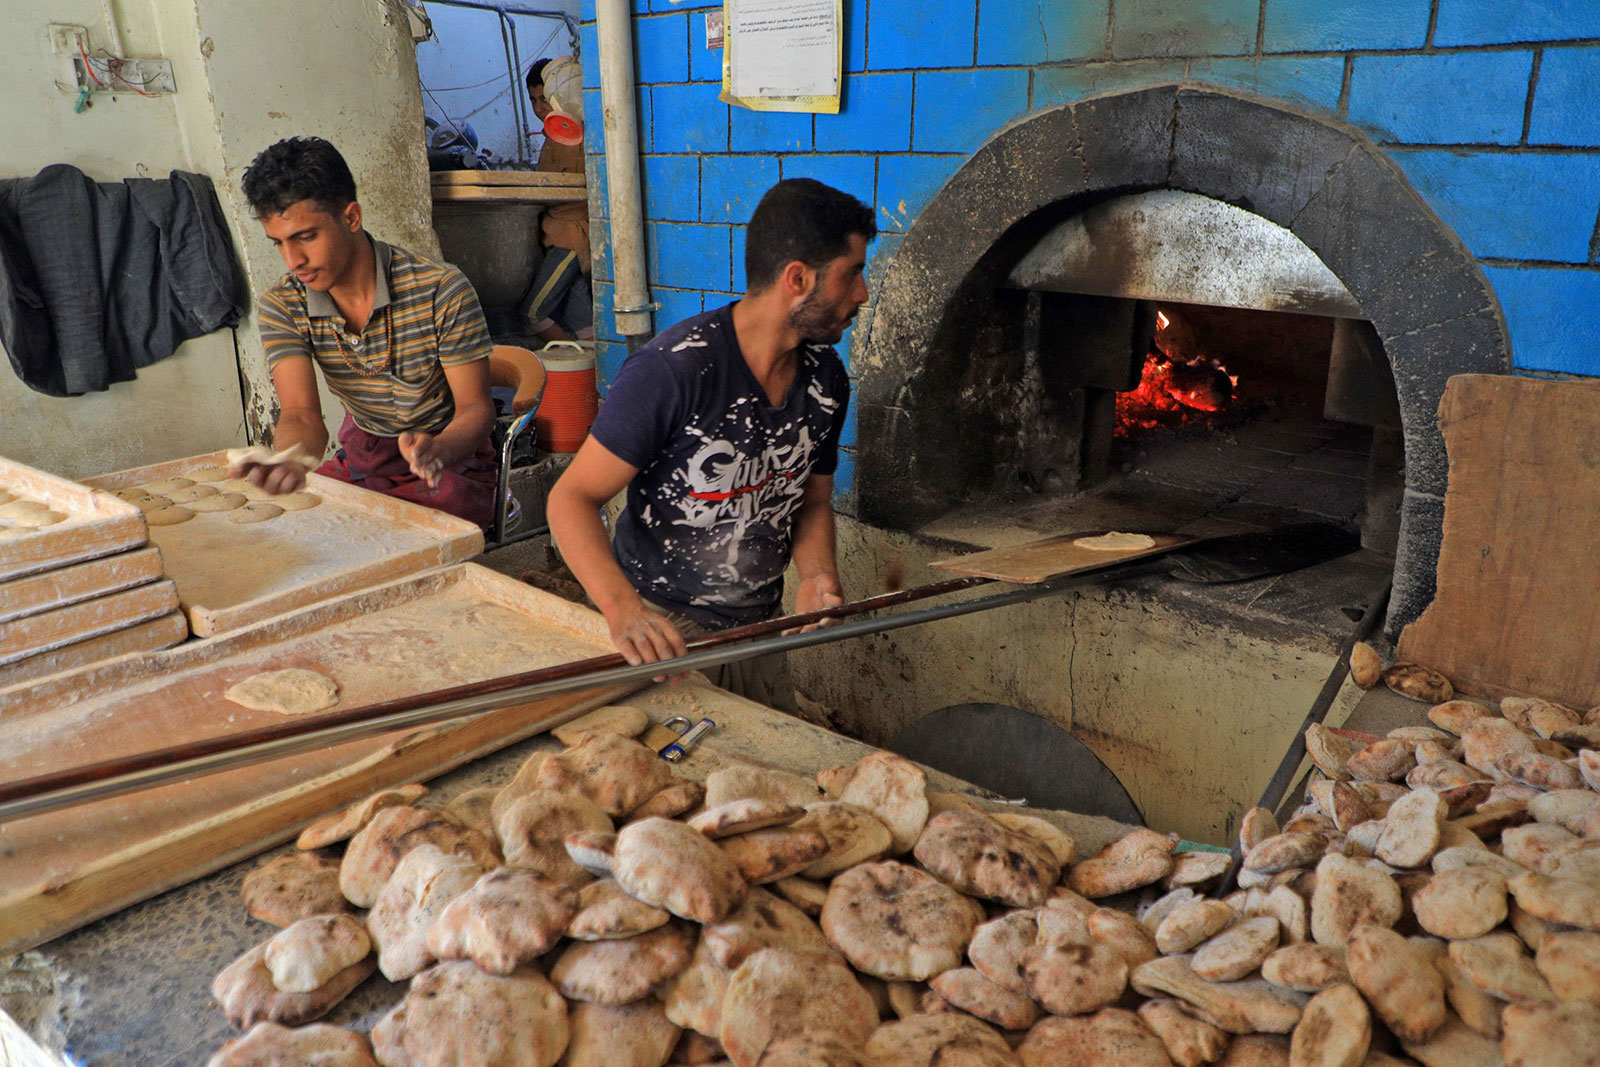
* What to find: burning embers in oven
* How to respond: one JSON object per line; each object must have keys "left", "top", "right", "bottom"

{"left": 1115, "top": 309, "right": 1241, "bottom": 438}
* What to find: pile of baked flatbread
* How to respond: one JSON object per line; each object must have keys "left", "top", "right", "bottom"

{"left": 205, "top": 671, "right": 1600, "bottom": 1066}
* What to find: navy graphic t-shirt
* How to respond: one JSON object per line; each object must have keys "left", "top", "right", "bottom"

{"left": 589, "top": 303, "right": 850, "bottom": 628}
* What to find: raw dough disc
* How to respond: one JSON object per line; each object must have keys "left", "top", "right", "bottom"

{"left": 129, "top": 495, "right": 172, "bottom": 513}
{"left": 144, "top": 477, "right": 195, "bottom": 495}
{"left": 219, "top": 478, "right": 258, "bottom": 494}
{"left": 1074, "top": 531, "right": 1157, "bottom": 552}
{"left": 188, "top": 491, "right": 248, "bottom": 513}
{"left": 9, "top": 509, "right": 64, "bottom": 528}
{"left": 167, "top": 484, "right": 220, "bottom": 503}
{"left": 0, "top": 527, "right": 28, "bottom": 540}
{"left": 273, "top": 492, "right": 322, "bottom": 511}
{"left": 0, "top": 500, "right": 48, "bottom": 519}
{"left": 146, "top": 505, "right": 195, "bottom": 526}
{"left": 188, "top": 465, "right": 230, "bottom": 482}
{"left": 224, "top": 668, "right": 340, "bottom": 716}
{"left": 114, "top": 487, "right": 152, "bottom": 502}
{"left": 230, "top": 502, "right": 284, "bottom": 524}
{"left": 226, "top": 445, "right": 318, "bottom": 472}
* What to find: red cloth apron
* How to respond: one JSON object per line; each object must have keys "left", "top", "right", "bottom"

{"left": 316, "top": 414, "right": 498, "bottom": 528}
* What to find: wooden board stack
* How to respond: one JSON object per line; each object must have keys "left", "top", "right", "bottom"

{"left": 0, "top": 456, "right": 184, "bottom": 690}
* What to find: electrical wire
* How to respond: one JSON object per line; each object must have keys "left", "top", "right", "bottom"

{"left": 77, "top": 41, "right": 159, "bottom": 96}
{"left": 417, "top": 15, "right": 560, "bottom": 154}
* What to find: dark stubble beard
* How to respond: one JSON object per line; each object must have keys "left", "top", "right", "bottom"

{"left": 788, "top": 287, "right": 847, "bottom": 345}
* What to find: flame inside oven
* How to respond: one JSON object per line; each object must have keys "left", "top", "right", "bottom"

{"left": 1115, "top": 309, "right": 1240, "bottom": 438}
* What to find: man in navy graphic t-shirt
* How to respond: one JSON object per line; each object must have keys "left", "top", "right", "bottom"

{"left": 547, "top": 179, "right": 875, "bottom": 711}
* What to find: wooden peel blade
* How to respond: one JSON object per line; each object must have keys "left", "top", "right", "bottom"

{"left": 0, "top": 524, "right": 1357, "bottom": 821}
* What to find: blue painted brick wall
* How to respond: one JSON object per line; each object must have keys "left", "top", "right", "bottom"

{"left": 1263, "top": 0, "right": 1430, "bottom": 53}
{"left": 579, "top": 0, "right": 1600, "bottom": 470}
{"left": 1348, "top": 52, "right": 1535, "bottom": 145}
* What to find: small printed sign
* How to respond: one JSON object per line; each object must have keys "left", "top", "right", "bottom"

{"left": 705, "top": 10, "right": 724, "bottom": 49}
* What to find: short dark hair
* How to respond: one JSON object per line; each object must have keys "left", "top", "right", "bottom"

{"left": 526, "top": 58, "right": 552, "bottom": 93}
{"left": 745, "top": 179, "right": 876, "bottom": 292}
{"left": 241, "top": 137, "right": 357, "bottom": 218}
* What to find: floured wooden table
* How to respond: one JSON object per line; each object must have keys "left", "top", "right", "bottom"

{"left": 0, "top": 564, "right": 637, "bottom": 957}
{"left": 83, "top": 450, "right": 483, "bottom": 636}
{"left": 0, "top": 677, "right": 1137, "bottom": 1066}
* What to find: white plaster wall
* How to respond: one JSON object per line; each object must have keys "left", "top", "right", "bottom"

{"left": 0, "top": 0, "right": 243, "bottom": 478}
{"left": 162, "top": 0, "right": 438, "bottom": 446}
{"left": 0, "top": 0, "right": 439, "bottom": 478}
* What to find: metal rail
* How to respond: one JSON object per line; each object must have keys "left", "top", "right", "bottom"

{"left": 0, "top": 559, "right": 1170, "bottom": 824}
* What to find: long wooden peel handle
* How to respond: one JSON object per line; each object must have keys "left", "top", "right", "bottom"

{"left": 0, "top": 574, "right": 992, "bottom": 809}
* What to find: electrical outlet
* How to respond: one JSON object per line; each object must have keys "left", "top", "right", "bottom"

{"left": 48, "top": 23, "right": 88, "bottom": 56}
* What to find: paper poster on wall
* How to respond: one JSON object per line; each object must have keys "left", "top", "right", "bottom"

{"left": 719, "top": 0, "right": 842, "bottom": 114}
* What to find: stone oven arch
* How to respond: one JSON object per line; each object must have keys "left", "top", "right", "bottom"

{"left": 854, "top": 84, "right": 1511, "bottom": 630}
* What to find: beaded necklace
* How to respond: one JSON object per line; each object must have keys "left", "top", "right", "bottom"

{"left": 330, "top": 306, "right": 394, "bottom": 378}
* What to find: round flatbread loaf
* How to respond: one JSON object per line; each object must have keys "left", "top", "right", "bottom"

{"left": 297, "top": 784, "right": 429, "bottom": 850}
{"left": 614, "top": 817, "right": 748, "bottom": 924}
{"left": 662, "top": 938, "right": 733, "bottom": 1037}
{"left": 211, "top": 941, "right": 376, "bottom": 1030}
{"left": 820, "top": 861, "right": 984, "bottom": 981}
{"left": 792, "top": 801, "right": 894, "bottom": 879}
{"left": 526, "top": 734, "right": 675, "bottom": 818}
{"left": 205, "top": 1022, "right": 377, "bottom": 1067}
{"left": 372, "top": 960, "right": 569, "bottom": 1067}
{"left": 720, "top": 948, "right": 878, "bottom": 1067}
{"left": 1017, "top": 1009, "right": 1171, "bottom": 1067}
{"left": 912, "top": 810, "right": 1062, "bottom": 908}
{"left": 428, "top": 867, "right": 580, "bottom": 974}
{"left": 225, "top": 668, "right": 339, "bottom": 716}
{"left": 701, "top": 887, "right": 835, "bottom": 970}
{"left": 339, "top": 805, "right": 497, "bottom": 909}
{"left": 719, "top": 826, "right": 830, "bottom": 885}
{"left": 836, "top": 751, "right": 929, "bottom": 855}
{"left": 561, "top": 1000, "right": 681, "bottom": 1067}
{"left": 566, "top": 877, "right": 670, "bottom": 941}
{"left": 689, "top": 798, "right": 804, "bottom": 839}
{"left": 367, "top": 845, "right": 488, "bottom": 981}
{"left": 241, "top": 851, "right": 349, "bottom": 926}
{"left": 861, "top": 1013, "right": 1017, "bottom": 1067}
{"left": 929, "top": 967, "right": 1041, "bottom": 1030}
{"left": 552, "top": 704, "right": 651, "bottom": 746}
{"left": 627, "top": 779, "right": 706, "bottom": 821}
{"left": 550, "top": 920, "right": 696, "bottom": 1005}
{"left": 705, "top": 764, "right": 825, "bottom": 810}
{"left": 968, "top": 910, "right": 1039, "bottom": 995}
{"left": 263, "top": 913, "right": 371, "bottom": 993}
{"left": 494, "top": 790, "right": 612, "bottom": 886}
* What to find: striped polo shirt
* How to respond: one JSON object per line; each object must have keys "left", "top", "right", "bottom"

{"left": 257, "top": 237, "right": 492, "bottom": 436}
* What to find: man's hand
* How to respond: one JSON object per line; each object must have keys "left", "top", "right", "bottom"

{"left": 604, "top": 599, "right": 689, "bottom": 682}
{"left": 791, "top": 572, "right": 846, "bottom": 633}
{"left": 229, "top": 459, "right": 306, "bottom": 496}
{"left": 398, "top": 431, "right": 445, "bottom": 488}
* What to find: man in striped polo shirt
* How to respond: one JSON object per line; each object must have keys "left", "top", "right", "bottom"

{"left": 234, "top": 137, "right": 499, "bottom": 526}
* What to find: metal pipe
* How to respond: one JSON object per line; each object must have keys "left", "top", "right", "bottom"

{"left": 0, "top": 562, "right": 1169, "bottom": 824}
{"left": 595, "top": 0, "right": 656, "bottom": 341}
{"left": 422, "top": 0, "right": 576, "bottom": 32}
{"left": 495, "top": 13, "right": 528, "bottom": 165}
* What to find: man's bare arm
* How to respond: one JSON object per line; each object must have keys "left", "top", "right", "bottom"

{"left": 547, "top": 436, "right": 687, "bottom": 666}
{"left": 398, "top": 359, "right": 496, "bottom": 487}
{"left": 789, "top": 474, "right": 845, "bottom": 622}
{"left": 236, "top": 357, "right": 327, "bottom": 495}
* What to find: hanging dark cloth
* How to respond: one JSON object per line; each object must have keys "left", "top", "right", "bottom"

{"left": 0, "top": 164, "right": 246, "bottom": 397}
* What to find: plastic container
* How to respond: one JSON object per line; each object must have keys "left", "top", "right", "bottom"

{"left": 535, "top": 341, "right": 599, "bottom": 453}
{"left": 540, "top": 56, "right": 585, "bottom": 146}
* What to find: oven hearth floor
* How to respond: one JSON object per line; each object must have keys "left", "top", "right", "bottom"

{"left": 917, "top": 418, "right": 1392, "bottom": 649}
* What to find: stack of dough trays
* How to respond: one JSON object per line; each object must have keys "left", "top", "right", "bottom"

{"left": 0, "top": 455, "right": 184, "bottom": 691}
